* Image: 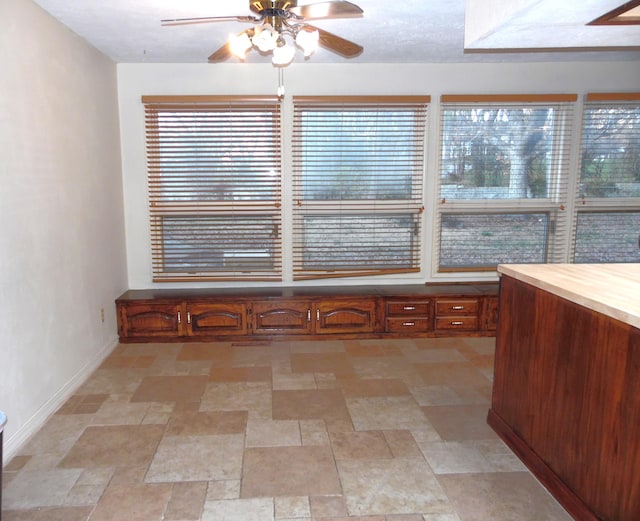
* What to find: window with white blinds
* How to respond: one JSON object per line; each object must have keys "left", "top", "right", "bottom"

{"left": 436, "top": 95, "right": 576, "bottom": 272}
{"left": 572, "top": 93, "right": 640, "bottom": 263}
{"left": 291, "top": 96, "right": 429, "bottom": 280}
{"left": 142, "top": 96, "right": 282, "bottom": 282}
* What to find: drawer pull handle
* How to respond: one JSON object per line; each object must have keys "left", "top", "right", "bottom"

{"left": 452, "top": 305, "right": 465, "bottom": 310}
{"left": 177, "top": 311, "right": 181, "bottom": 324}
{"left": 187, "top": 312, "right": 191, "bottom": 324}
{"left": 403, "top": 322, "right": 415, "bottom": 326}
{"left": 450, "top": 321, "right": 464, "bottom": 326}
{"left": 403, "top": 306, "right": 416, "bottom": 311}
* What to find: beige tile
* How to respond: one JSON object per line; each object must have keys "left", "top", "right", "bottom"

{"left": 245, "top": 419, "right": 301, "bottom": 447}
{"left": 21, "top": 415, "right": 91, "bottom": 455}
{"left": 272, "top": 372, "right": 318, "bottom": 390}
{"left": 145, "top": 434, "right": 245, "bottom": 482}
{"left": 90, "top": 401, "right": 150, "bottom": 425}
{"left": 275, "top": 496, "right": 311, "bottom": 519}
{"left": 351, "top": 356, "right": 419, "bottom": 379}
{"left": 421, "top": 404, "right": 498, "bottom": 441}
{"left": 88, "top": 482, "right": 172, "bottom": 521}
{"left": 200, "top": 382, "right": 272, "bottom": 419}
{"left": 329, "top": 431, "right": 392, "bottom": 460}
{"left": 291, "top": 352, "right": 355, "bottom": 377}
{"left": 383, "top": 429, "right": 424, "bottom": 459}
{"left": 337, "top": 458, "right": 450, "bottom": 516}
{"left": 59, "top": 424, "right": 164, "bottom": 468}
{"left": 339, "top": 378, "right": 411, "bottom": 398}
{"left": 64, "top": 483, "right": 106, "bottom": 506}
{"left": 210, "top": 366, "right": 272, "bottom": 382}
{"left": 177, "top": 342, "right": 234, "bottom": 361}
{"left": 3, "top": 468, "right": 83, "bottom": 509}
{"left": 414, "top": 362, "right": 491, "bottom": 388}
{"left": 207, "top": 480, "right": 241, "bottom": 500}
{"left": 241, "top": 445, "right": 341, "bottom": 497}
{"left": 165, "top": 410, "right": 248, "bottom": 436}
{"left": 272, "top": 389, "right": 352, "bottom": 424}
{"left": 299, "top": 419, "right": 330, "bottom": 445}
{"left": 346, "top": 396, "right": 433, "bottom": 431}
{"left": 402, "top": 347, "right": 468, "bottom": 364}
{"left": 418, "top": 441, "right": 493, "bottom": 474}
{"left": 438, "top": 472, "right": 573, "bottom": 521}
{"left": 201, "top": 497, "right": 275, "bottom": 521}
{"left": 4, "top": 455, "right": 31, "bottom": 471}
{"left": 130, "top": 375, "right": 209, "bottom": 403}
{"left": 309, "top": 495, "right": 348, "bottom": 518}
{"left": 164, "top": 481, "right": 208, "bottom": 520}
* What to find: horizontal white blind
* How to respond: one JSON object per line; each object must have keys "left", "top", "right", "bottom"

{"left": 291, "top": 96, "right": 429, "bottom": 280}
{"left": 436, "top": 95, "right": 576, "bottom": 270}
{"left": 143, "top": 96, "right": 282, "bottom": 282}
{"left": 572, "top": 93, "right": 640, "bottom": 264}
{"left": 578, "top": 93, "right": 640, "bottom": 200}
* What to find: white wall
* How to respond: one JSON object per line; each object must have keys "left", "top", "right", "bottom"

{"left": 118, "top": 60, "right": 640, "bottom": 288}
{"left": 0, "top": 0, "right": 127, "bottom": 460}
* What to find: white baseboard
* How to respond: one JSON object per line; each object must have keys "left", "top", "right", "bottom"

{"left": 2, "top": 336, "right": 119, "bottom": 465}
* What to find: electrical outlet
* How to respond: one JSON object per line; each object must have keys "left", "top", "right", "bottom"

{"left": 100, "top": 308, "right": 105, "bottom": 323}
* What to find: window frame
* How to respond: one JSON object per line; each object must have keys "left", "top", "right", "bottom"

{"left": 291, "top": 95, "right": 430, "bottom": 280}
{"left": 142, "top": 95, "right": 283, "bottom": 282}
{"left": 434, "top": 94, "right": 577, "bottom": 274}
{"left": 570, "top": 92, "right": 640, "bottom": 263}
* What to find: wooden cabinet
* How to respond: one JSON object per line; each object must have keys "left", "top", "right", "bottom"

{"left": 187, "top": 302, "right": 248, "bottom": 337}
{"left": 480, "top": 295, "right": 499, "bottom": 331}
{"left": 252, "top": 300, "right": 312, "bottom": 335}
{"left": 116, "top": 284, "right": 498, "bottom": 342}
{"left": 316, "top": 299, "right": 377, "bottom": 334}
{"left": 117, "top": 301, "right": 183, "bottom": 338}
{"left": 489, "top": 270, "right": 640, "bottom": 521}
{"left": 384, "top": 299, "right": 432, "bottom": 333}
{"left": 434, "top": 298, "right": 479, "bottom": 331}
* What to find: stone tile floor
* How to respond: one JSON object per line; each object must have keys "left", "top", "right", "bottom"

{"left": 2, "top": 337, "right": 573, "bottom": 520}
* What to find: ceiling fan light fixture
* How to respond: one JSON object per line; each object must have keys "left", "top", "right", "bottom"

{"left": 295, "top": 27, "right": 319, "bottom": 57}
{"left": 252, "top": 24, "right": 279, "bottom": 52}
{"left": 229, "top": 32, "right": 253, "bottom": 59}
{"left": 272, "top": 41, "right": 296, "bottom": 65}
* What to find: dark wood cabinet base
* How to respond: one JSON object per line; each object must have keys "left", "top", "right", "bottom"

{"left": 116, "top": 283, "right": 499, "bottom": 343}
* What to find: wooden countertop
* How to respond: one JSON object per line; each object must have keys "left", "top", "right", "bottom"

{"left": 498, "top": 264, "right": 640, "bottom": 329}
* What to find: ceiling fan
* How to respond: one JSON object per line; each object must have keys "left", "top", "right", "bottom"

{"left": 162, "top": 0, "right": 364, "bottom": 65}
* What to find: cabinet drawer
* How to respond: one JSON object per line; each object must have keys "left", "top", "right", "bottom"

{"left": 386, "top": 317, "right": 432, "bottom": 333}
{"left": 386, "top": 301, "right": 430, "bottom": 316}
{"left": 435, "top": 316, "right": 478, "bottom": 330}
{"left": 435, "top": 299, "right": 479, "bottom": 315}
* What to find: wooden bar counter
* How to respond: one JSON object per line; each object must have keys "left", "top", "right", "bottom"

{"left": 488, "top": 264, "right": 640, "bottom": 521}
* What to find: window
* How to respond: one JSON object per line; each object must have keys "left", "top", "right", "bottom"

{"left": 142, "top": 96, "right": 282, "bottom": 281}
{"left": 291, "top": 96, "right": 429, "bottom": 280}
{"left": 573, "top": 93, "right": 640, "bottom": 263}
{"left": 435, "top": 95, "right": 576, "bottom": 272}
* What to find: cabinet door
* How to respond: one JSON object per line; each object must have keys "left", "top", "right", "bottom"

{"left": 252, "top": 300, "right": 312, "bottom": 335}
{"left": 187, "top": 302, "right": 248, "bottom": 336}
{"left": 118, "top": 302, "right": 183, "bottom": 338}
{"left": 315, "top": 299, "right": 377, "bottom": 334}
{"left": 480, "top": 296, "right": 499, "bottom": 331}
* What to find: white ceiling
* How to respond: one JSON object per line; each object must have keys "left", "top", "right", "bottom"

{"left": 32, "top": 0, "right": 640, "bottom": 64}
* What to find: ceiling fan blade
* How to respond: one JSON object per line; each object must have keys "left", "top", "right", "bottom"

{"left": 208, "top": 42, "right": 233, "bottom": 63}
{"left": 309, "top": 25, "right": 363, "bottom": 57}
{"left": 290, "top": 1, "right": 363, "bottom": 20}
{"left": 162, "top": 15, "right": 256, "bottom": 26}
